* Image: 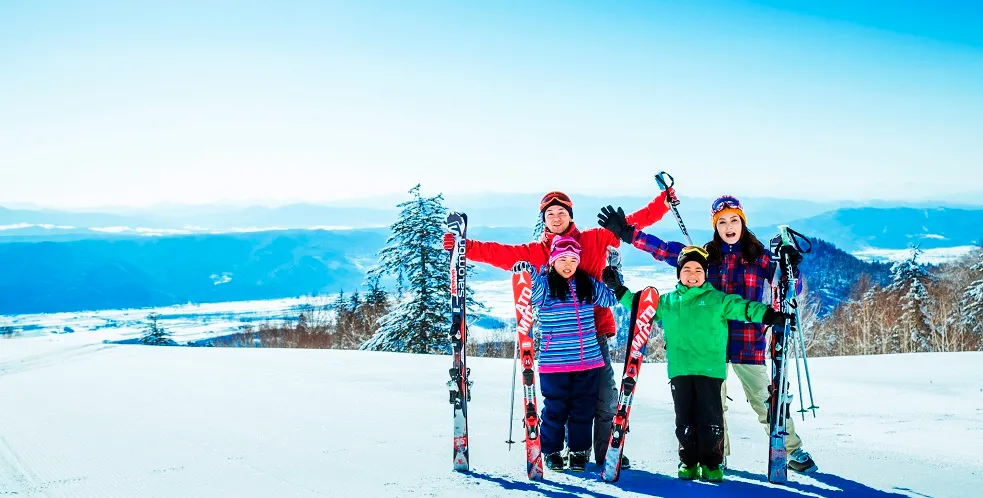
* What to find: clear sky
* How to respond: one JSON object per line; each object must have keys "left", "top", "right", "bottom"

{"left": 2, "top": 0, "right": 981, "bottom": 208}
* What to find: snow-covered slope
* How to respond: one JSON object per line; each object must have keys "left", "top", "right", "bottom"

{"left": 0, "top": 336, "right": 979, "bottom": 497}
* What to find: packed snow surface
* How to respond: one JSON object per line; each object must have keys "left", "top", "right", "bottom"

{"left": 1, "top": 333, "right": 979, "bottom": 497}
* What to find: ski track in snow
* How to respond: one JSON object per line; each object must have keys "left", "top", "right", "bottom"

{"left": 0, "top": 336, "right": 980, "bottom": 497}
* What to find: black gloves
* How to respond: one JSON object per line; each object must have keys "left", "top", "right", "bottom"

{"left": 597, "top": 205, "right": 635, "bottom": 245}
{"left": 770, "top": 235, "right": 804, "bottom": 269}
{"left": 778, "top": 245, "right": 804, "bottom": 268}
{"left": 602, "top": 266, "right": 628, "bottom": 300}
{"left": 762, "top": 308, "right": 793, "bottom": 328}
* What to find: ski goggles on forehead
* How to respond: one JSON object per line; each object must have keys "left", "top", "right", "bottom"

{"left": 539, "top": 191, "right": 573, "bottom": 212}
{"left": 680, "top": 245, "right": 709, "bottom": 259}
{"left": 552, "top": 239, "right": 581, "bottom": 254}
{"left": 711, "top": 196, "right": 743, "bottom": 215}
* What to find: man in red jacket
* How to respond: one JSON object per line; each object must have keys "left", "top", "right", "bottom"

{"left": 442, "top": 189, "right": 674, "bottom": 467}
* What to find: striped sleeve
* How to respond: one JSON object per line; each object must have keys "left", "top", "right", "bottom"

{"left": 530, "top": 267, "right": 549, "bottom": 305}
{"left": 591, "top": 276, "right": 617, "bottom": 308}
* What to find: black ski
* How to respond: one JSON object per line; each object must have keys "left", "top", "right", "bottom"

{"left": 446, "top": 212, "right": 471, "bottom": 472}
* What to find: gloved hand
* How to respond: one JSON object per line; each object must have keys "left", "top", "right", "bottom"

{"left": 778, "top": 245, "right": 804, "bottom": 268}
{"left": 665, "top": 187, "right": 680, "bottom": 207}
{"left": 442, "top": 232, "right": 456, "bottom": 251}
{"left": 597, "top": 205, "right": 635, "bottom": 244}
{"left": 763, "top": 308, "right": 793, "bottom": 328}
{"left": 602, "top": 266, "right": 628, "bottom": 300}
{"left": 512, "top": 261, "right": 534, "bottom": 275}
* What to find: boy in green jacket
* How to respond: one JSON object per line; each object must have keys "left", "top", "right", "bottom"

{"left": 603, "top": 246, "right": 789, "bottom": 482}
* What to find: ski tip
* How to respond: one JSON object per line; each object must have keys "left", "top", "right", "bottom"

{"left": 446, "top": 212, "right": 467, "bottom": 236}
{"left": 639, "top": 286, "right": 660, "bottom": 304}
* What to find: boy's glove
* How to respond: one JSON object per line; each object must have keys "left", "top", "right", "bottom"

{"left": 597, "top": 205, "right": 635, "bottom": 244}
{"left": 763, "top": 308, "right": 793, "bottom": 328}
{"left": 602, "top": 266, "right": 629, "bottom": 300}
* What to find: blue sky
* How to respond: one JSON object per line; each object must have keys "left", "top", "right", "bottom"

{"left": 1, "top": 0, "right": 981, "bottom": 208}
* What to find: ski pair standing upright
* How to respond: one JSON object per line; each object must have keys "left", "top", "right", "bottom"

{"left": 445, "top": 210, "right": 546, "bottom": 479}
{"left": 445, "top": 211, "right": 547, "bottom": 480}
{"left": 446, "top": 212, "right": 472, "bottom": 472}
{"left": 600, "top": 247, "right": 661, "bottom": 482}
{"left": 506, "top": 263, "right": 545, "bottom": 480}
{"left": 767, "top": 226, "right": 818, "bottom": 483}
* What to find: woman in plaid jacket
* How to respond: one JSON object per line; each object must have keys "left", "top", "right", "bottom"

{"left": 597, "top": 194, "right": 818, "bottom": 475}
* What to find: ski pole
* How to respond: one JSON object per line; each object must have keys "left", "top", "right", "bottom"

{"left": 505, "top": 337, "right": 519, "bottom": 449}
{"left": 654, "top": 172, "right": 693, "bottom": 246}
{"left": 794, "top": 305, "right": 819, "bottom": 417}
{"left": 791, "top": 305, "right": 807, "bottom": 421}
{"left": 785, "top": 227, "right": 818, "bottom": 418}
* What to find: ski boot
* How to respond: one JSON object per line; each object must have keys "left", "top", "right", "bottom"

{"left": 700, "top": 464, "right": 724, "bottom": 482}
{"left": 788, "top": 448, "right": 818, "bottom": 474}
{"left": 568, "top": 450, "right": 589, "bottom": 472}
{"left": 545, "top": 452, "right": 566, "bottom": 472}
{"left": 677, "top": 462, "right": 700, "bottom": 480}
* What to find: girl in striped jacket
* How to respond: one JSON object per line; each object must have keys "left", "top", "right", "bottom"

{"left": 515, "top": 235, "right": 618, "bottom": 472}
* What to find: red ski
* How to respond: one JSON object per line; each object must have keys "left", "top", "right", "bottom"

{"left": 601, "top": 286, "right": 660, "bottom": 482}
{"left": 511, "top": 268, "right": 544, "bottom": 480}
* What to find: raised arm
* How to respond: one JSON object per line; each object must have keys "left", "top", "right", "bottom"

{"left": 632, "top": 229, "right": 685, "bottom": 268}
{"left": 464, "top": 239, "right": 549, "bottom": 272}
{"left": 597, "top": 203, "right": 682, "bottom": 267}
{"left": 624, "top": 190, "right": 671, "bottom": 230}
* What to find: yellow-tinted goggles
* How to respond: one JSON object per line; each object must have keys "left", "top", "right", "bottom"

{"left": 680, "top": 245, "right": 709, "bottom": 259}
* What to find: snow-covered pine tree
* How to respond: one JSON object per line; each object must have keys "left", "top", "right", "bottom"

{"left": 533, "top": 214, "right": 546, "bottom": 241}
{"left": 363, "top": 273, "right": 389, "bottom": 313}
{"left": 360, "top": 184, "right": 483, "bottom": 354}
{"left": 888, "top": 247, "right": 933, "bottom": 353}
{"left": 960, "top": 249, "right": 983, "bottom": 340}
{"left": 140, "top": 312, "right": 176, "bottom": 346}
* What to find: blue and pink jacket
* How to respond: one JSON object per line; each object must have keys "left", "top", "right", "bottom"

{"left": 530, "top": 268, "right": 618, "bottom": 373}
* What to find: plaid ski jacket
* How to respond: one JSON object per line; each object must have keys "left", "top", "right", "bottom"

{"left": 632, "top": 230, "right": 801, "bottom": 365}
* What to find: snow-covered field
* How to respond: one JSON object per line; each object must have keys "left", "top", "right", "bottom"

{"left": 0, "top": 266, "right": 680, "bottom": 345}
{"left": 0, "top": 297, "right": 336, "bottom": 344}
{"left": 0, "top": 335, "right": 979, "bottom": 497}
{"left": 852, "top": 245, "right": 978, "bottom": 265}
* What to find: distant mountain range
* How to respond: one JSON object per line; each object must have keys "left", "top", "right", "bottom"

{"left": 0, "top": 230, "right": 387, "bottom": 314}
{"left": 1, "top": 197, "right": 980, "bottom": 315}
{"left": 3, "top": 197, "right": 981, "bottom": 251}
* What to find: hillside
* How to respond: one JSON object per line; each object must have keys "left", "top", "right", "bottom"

{"left": 0, "top": 230, "right": 387, "bottom": 314}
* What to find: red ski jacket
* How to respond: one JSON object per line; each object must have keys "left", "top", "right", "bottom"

{"left": 465, "top": 191, "right": 671, "bottom": 337}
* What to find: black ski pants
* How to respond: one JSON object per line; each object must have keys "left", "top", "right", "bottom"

{"left": 670, "top": 375, "right": 725, "bottom": 467}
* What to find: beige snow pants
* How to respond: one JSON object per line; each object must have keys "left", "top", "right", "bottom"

{"left": 722, "top": 363, "right": 803, "bottom": 456}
